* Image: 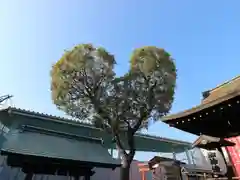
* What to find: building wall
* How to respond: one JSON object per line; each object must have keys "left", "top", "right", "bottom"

{"left": 0, "top": 156, "right": 143, "bottom": 180}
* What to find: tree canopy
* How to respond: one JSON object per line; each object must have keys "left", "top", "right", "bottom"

{"left": 50, "top": 44, "right": 177, "bottom": 180}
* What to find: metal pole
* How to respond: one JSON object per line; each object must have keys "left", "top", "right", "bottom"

{"left": 172, "top": 148, "right": 176, "bottom": 160}
{"left": 185, "top": 148, "right": 192, "bottom": 164}
{"left": 110, "top": 148, "right": 113, "bottom": 157}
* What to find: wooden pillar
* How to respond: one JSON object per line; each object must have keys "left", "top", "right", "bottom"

{"left": 84, "top": 174, "right": 90, "bottom": 180}
{"left": 138, "top": 163, "right": 149, "bottom": 180}
{"left": 141, "top": 171, "right": 146, "bottom": 180}
{"left": 73, "top": 175, "right": 79, "bottom": 180}
{"left": 24, "top": 173, "right": 33, "bottom": 180}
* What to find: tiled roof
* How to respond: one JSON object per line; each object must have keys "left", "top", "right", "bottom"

{"left": 162, "top": 75, "right": 240, "bottom": 121}
{"left": 0, "top": 106, "right": 192, "bottom": 146}
{"left": 1, "top": 127, "right": 121, "bottom": 168}
{"left": 202, "top": 75, "right": 240, "bottom": 104}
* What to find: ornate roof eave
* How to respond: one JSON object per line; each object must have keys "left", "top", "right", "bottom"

{"left": 161, "top": 91, "right": 240, "bottom": 122}
{"left": 0, "top": 106, "right": 191, "bottom": 146}
{"left": 192, "top": 134, "right": 235, "bottom": 149}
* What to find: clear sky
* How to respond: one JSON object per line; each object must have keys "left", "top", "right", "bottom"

{"left": 0, "top": 0, "right": 240, "bottom": 160}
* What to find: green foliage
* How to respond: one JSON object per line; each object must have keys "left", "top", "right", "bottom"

{"left": 51, "top": 44, "right": 115, "bottom": 119}
{"left": 50, "top": 43, "right": 177, "bottom": 166}
{"left": 129, "top": 46, "right": 177, "bottom": 118}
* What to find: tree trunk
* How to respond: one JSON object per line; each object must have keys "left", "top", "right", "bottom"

{"left": 115, "top": 129, "right": 136, "bottom": 180}
{"left": 120, "top": 162, "right": 131, "bottom": 180}
{"left": 119, "top": 151, "right": 134, "bottom": 180}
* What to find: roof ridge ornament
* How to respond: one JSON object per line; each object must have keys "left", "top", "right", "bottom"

{"left": 202, "top": 90, "right": 210, "bottom": 99}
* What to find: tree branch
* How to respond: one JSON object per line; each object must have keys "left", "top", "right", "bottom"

{"left": 147, "top": 81, "right": 157, "bottom": 110}
{"left": 132, "top": 107, "right": 147, "bottom": 133}
{"left": 115, "top": 133, "right": 127, "bottom": 156}
{"left": 131, "top": 79, "right": 157, "bottom": 133}
{"left": 126, "top": 126, "right": 136, "bottom": 162}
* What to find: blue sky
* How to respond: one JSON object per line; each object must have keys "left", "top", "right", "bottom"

{"left": 0, "top": 0, "right": 240, "bottom": 159}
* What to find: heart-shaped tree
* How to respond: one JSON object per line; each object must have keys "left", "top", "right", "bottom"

{"left": 50, "top": 44, "right": 177, "bottom": 180}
